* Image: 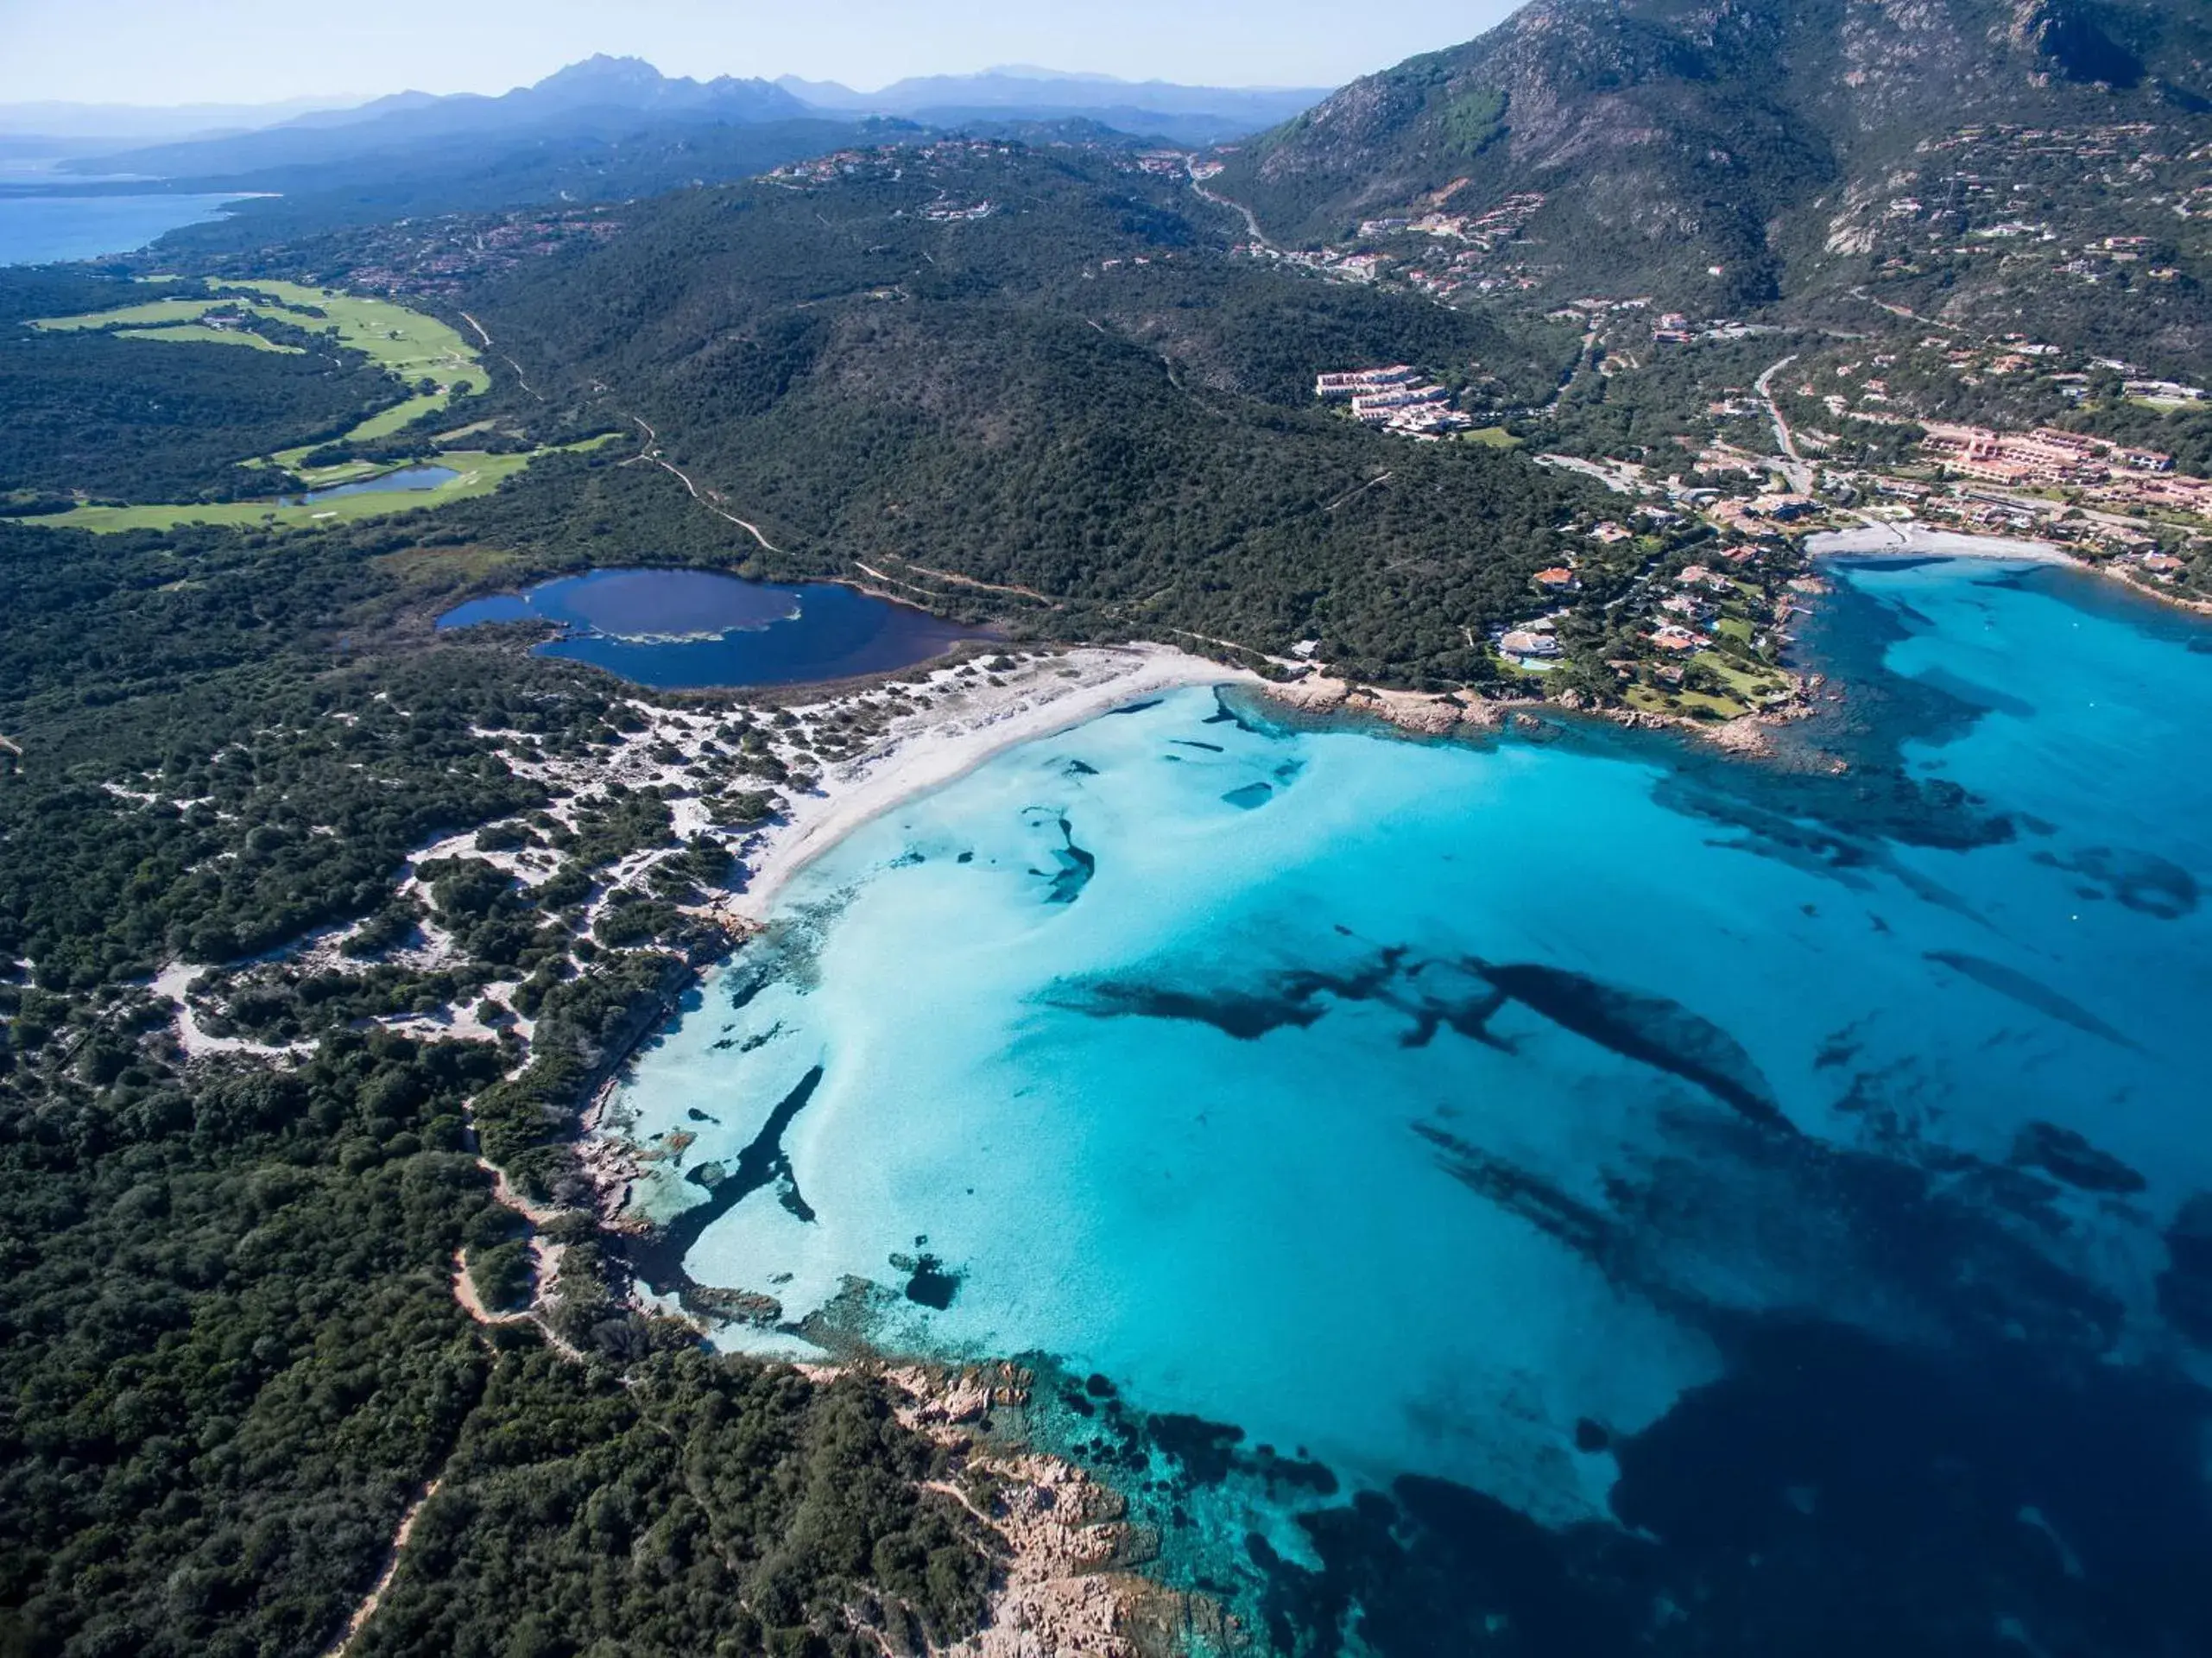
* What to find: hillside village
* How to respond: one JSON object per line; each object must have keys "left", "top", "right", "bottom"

{"left": 1304, "top": 289, "right": 2211, "bottom": 728}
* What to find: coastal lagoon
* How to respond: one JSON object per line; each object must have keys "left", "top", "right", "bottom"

{"left": 611, "top": 558, "right": 2212, "bottom": 1655}
{"left": 0, "top": 193, "right": 248, "bottom": 264}
{"left": 438, "top": 567, "right": 984, "bottom": 689}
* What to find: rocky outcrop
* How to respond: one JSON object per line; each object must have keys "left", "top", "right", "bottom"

{"left": 869, "top": 1365, "right": 1245, "bottom": 1658}
{"left": 1262, "top": 675, "right": 1514, "bottom": 737}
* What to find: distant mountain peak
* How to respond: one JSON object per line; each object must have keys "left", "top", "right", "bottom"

{"left": 976, "top": 65, "right": 1128, "bottom": 85}
{"left": 537, "top": 54, "right": 666, "bottom": 85}
{"left": 772, "top": 65, "right": 1328, "bottom": 142}
{"left": 528, "top": 54, "right": 686, "bottom": 103}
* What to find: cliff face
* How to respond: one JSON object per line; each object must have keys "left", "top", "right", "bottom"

{"left": 1216, "top": 0, "right": 2212, "bottom": 302}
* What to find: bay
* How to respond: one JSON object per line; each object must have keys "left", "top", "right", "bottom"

{"left": 0, "top": 193, "right": 249, "bottom": 264}
{"left": 610, "top": 557, "right": 2212, "bottom": 1654}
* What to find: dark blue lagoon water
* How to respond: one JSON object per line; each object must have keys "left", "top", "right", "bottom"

{"left": 437, "top": 566, "right": 983, "bottom": 688}
{"left": 612, "top": 557, "right": 2212, "bottom": 1655}
{"left": 0, "top": 193, "right": 248, "bottom": 264}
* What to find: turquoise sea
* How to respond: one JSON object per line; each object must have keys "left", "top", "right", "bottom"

{"left": 610, "top": 557, "right": 2212, "bottom": 1655}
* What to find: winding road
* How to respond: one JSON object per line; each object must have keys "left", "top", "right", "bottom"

{"left": 1188, "top": 161, "right": 1270, "bottom": 249}
{"left": 1754, "top": 354, "right": 1816, "bottom": 494}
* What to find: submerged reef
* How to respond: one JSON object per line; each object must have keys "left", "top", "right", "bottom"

{"left": 1047, "top": 942, "right": 1792, "bottom": 1133}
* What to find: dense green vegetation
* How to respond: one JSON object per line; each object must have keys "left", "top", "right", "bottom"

{"left": 0, "top": 326, "right": 394, "bottom": 502}
{"left": 0, "top": 1022, "right": 511, "bottom": 1656}
{"left": 354, "top": 1355, "right": 990, "bottom": 1658}
{"left": 0, "top": 493, "right": 1003, "bottom": 1655}
{"left": 433, "top": 147, "right": 1600, "bottom": 686}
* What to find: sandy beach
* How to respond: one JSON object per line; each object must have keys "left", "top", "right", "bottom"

{"left": 729, "top": 642, "right": 1257, "bottom": 923}
{"left": 1804, "top": 522, "right": 2077, "bottom": 565}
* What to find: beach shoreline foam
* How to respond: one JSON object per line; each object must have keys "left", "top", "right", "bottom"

{"left": 726, "top": 642, "right": 1261, "bottom": 925}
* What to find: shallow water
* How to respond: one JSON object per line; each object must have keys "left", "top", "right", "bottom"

{"left": 438, "top": 566, "right": 983, "bottom": 688}
{"left": 612, "top": 558, "right": 2212, "bottom": 1655}
{"left": 0, "top": 193, "right": 245, "bottom": 264}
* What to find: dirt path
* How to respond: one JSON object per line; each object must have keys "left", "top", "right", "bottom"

{"left": 322, "top": 1479, "right": 442, "bottom": 1657}
{"left": 457, "top": 310, "right": 540, "bottom": 397}
{"left": 1324, "top": 471, "right": 1393, "bottom": 512}
{"left": 1849, "top": 286, "right": 1960, "bottom": 334}
{"left": 856, "top": 557, "right": 1060, "bottom": 606}
{"left": 450, "top": 1250, "right": 515, "bottom": 1326}
{"left": 625, "top": 415, "right": 783, "bottom": 553}
{"left": 450, "top": 1242, "right": 588, "bottom": 1363}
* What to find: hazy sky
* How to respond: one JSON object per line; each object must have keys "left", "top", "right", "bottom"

{"left": 0, "top": 0, "right": 1523, "bottom": 108}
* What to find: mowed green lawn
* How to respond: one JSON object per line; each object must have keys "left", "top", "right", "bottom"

{"left": 4, "top": 279, "right": 611, "bottom": 534}
{"left": 123, "top": 323, "right": 305, "bottom": 353}
{"left": 30, "top": 296, "right": 228, "bottom": 331}
{"left": 231, "top": 280, "right": 489, "bottom": 396}
{"left": 34, "top": 279, "right": 490, "bottom": 450}
{"left": 44, "top": 452, "right": 535, "bottom": 534}
{"left": 41, "top": 436, "right": 621, "bottom": 534}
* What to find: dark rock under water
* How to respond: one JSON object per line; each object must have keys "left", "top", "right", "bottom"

{"left": 627, "top": 1065, "right": 824, "bottom": 1300}
{"left": 1924, "top": 950, "right": 2139, "bottom": 1049}
{"left": 1468, "top": 959, "right": 1794, "bottom": 1135}
{"left": 1048, "top": 945, "right": 1793, "bottom": 1133}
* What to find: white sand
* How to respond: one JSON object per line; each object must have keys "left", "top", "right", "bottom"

{"left": 149, "top": 959, "right": 312, "bottom": 1060}
{"left": 730, "top": 644, "right": 1254, "bottom": 923}
{"left": 1805, "top": 523, "right": 2076, "bottom": 565}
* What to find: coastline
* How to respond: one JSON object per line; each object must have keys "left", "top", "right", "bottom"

{"left": 1808, "top": 521, "right": 2212, "bottom": 617}
{"left": 1803, "top": 523, "right": 2080, "bottom": 566}
{"left": 724, "top": 642, "right": 1261, "bottom": 925}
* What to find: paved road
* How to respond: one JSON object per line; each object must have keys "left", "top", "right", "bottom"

{"left": 1754, "top": 354, "right": 1816, "bottom": 494}
{"left": 1188, "top": 161, "right": 1269, "bottom": 249}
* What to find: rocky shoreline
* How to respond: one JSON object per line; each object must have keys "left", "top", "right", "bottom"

{"left": 1259, "top": 668, "right": 1817, "bottom": 761}
{"left": 865, "top": 1363, "right": 1245, "bottom": 1658}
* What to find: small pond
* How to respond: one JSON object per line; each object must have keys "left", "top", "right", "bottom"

{"left": 280, "top": 465, "right": 457, "bottom": 505}
{"left": 437, "top": 566, "right": 987, "bottom": 689}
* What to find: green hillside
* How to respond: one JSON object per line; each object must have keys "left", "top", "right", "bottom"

{"left": 1211, "top": 0, "right": 2212, "bottom": 355}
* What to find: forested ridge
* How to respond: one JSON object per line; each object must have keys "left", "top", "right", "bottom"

{"left": 0, "top": 499, "right": 1003, "bottom": 1656}
{"left": 413, "top": 143, "right": 1606, "bottom": 685}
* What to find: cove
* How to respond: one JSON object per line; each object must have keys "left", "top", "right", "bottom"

{"left": 608, "top": 558, "right": 2212, "bottom": 1655}
{"left": 437, "top": 566, "right": 985, "bottom": 689}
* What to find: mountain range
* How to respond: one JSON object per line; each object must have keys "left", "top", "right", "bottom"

{"left": 48, "top": 58, "right": 815, "bottom": 181}
{"left": 1217, "top": 0, "right": 2212, "bottom": 310}
{"left": 777, "top": 66, "right": 1327, "bottom": 145}
{"left": 48, "top": 58, "right": 1324, "bottom": 184}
